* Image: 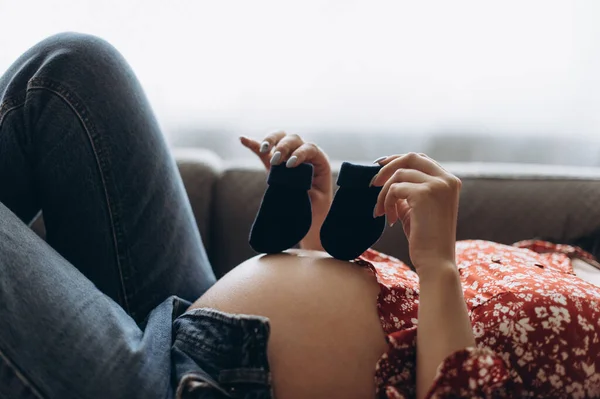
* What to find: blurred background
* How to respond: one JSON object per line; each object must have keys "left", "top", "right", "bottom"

{"left": 1, "top": 0, "right": 600, "bottom": 165}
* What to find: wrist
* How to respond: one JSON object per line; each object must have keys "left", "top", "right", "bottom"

{"left": 416, "top": 259, "right": 459, "bottom": 284}
{"left": 299, "top": 213, "right": 326, "bottom": 251}
{"left": 301, "top": 193, "right": 331, "bottom": 252}
{"left": 299, "top": 235, "right": 325, "bottom": 251}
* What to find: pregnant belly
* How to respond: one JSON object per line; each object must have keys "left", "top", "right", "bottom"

{"left": 189, "top": 249, "right": 388, "bottom": 399}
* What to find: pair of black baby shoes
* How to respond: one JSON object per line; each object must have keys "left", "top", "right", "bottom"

{"left": 249, "top": 162, "right": 386, "bottom": 260}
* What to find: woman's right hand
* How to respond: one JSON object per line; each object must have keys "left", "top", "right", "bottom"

{"left": 371, "top": 152, "right": 461, "bottom": 276}
{"left": 239, "top": 131, "right": 333, "bottom": 251}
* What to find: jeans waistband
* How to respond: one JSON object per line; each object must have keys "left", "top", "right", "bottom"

{"left": 172, "top": 307, "right": 273, "bottom": 398}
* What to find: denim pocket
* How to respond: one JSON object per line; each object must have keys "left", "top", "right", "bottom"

{"left": 172, "top": 308, "right": 273, "bottom": 399}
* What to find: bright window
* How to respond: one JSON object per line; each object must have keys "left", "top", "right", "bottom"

{"left": 2, "top": 1, "right": 599, "bottom": 164}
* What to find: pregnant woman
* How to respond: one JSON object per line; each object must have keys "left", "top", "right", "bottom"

{"left": 1, "top": 33, "right": 599, "bottom": 399}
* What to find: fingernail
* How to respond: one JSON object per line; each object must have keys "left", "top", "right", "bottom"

{"left": 286, "top": 155, "right": 298, "bottom": 168}
{"left": 260, "top": 141, "right": 270, "bottom": 154}
{"left": 369, "top": 173, "right": 379, "bottom": 187}
{"left": 373, "top": 205, "right": 378, "bottom": 218}
{"left": 373, "top": 156, "right": 387, "bottom": 164}
{"left": 270, "top": 151, "right": 282, "bottom": 165}
{"left": 389, "top": 221, "right": 395, "bottom": 227}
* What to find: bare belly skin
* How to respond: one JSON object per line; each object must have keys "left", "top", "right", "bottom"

{"left": 190, "top": 249, "right": 388, "bottom": 399}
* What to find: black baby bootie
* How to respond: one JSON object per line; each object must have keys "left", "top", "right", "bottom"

{"left": 320, "top": 162, "right": 386, "bottom": 260}
{"left": 249, "top": 163, "right": 314, "bottom": 254}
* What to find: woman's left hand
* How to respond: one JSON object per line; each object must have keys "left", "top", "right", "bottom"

{"left": 372, "top": 152, "right": 461, "bottom": 276}
{"left": 240, "top": 132, "right": 332, "bottom": 251}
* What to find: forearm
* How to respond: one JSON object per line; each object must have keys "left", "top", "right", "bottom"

{"left": 416, "top": 262, "right": 475, "bottom": 399}
{"left": 299, "top": 212, "right": 326, "bottom": 251}
{"left": 299, "top": 192, "right": 330, "bottom": 252}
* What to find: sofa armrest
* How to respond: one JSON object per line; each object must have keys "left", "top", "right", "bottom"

{"left": 172, "top": 148, "right": 223, "bottom": 252}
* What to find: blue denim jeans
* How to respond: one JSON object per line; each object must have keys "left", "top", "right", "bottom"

{"left": 0, "top": 33, "right": 272, "bottom": 399}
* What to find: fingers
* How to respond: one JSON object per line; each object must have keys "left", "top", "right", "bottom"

{"left": 375, "top": 168, "right": 431, "bottom": 217}
{"left": 240, "top": 136, "right": 271, "bottom": 169}
{"left": 372, "top": 153, "right": 445, "bottom": 187}
{"left": 381, "top": 182, "right": 421, "bottom": 224}
{"left": 266, "top": 134, "right": 326, "bottom": 169}
{"left": 372, "top": 155, "right": 391, "bottom": 164}
{"left": 374, "top": 155, "right": 399, "bottom": 165}
{"left": 288, "top": 142, "right": 327, "bottom": 168}
{"left": 396, "top": 201, "right": 411, "bottom": 227}
{"left": 416, "top": 152, "right": 448, "bottom": 173}
{"left": 376, "top": 153, "right": 448, "bottom": 175}
{"left": 240, "top": 131, "right": 298, "bottom": 168}
{"left": 374, "top": 153, "right": 438, "bottom": 167}
{"left": 259, "top": 131, "right": 287, "bottom": 154}
{"left": 269, "top": 134, "right": 304, "bottom": 166}
{"left": 375, "top": 169, "right": 431, "bottom": 220}
{"left": 241, "top": 132, "right": 325, "bottom": 170}
{"left": 239, "top": 136, "right": 263, "bottom": 155}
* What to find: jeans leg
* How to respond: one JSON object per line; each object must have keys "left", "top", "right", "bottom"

{"left": 0, "top": 203, "right": 177, "bottom": 399}
{"left": 0, "top": 32, "right": 216, "bottom": 322}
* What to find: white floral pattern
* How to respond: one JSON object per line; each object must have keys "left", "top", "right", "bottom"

{"left": 356, "top": 240, "right": 600, "bottom": 398}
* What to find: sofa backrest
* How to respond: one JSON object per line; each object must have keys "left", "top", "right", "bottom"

{"left": 30, "top": 148, "right": 600, "bottom": 278}
{"left": 175, "top": 149, "right": 600, "bottom": 277}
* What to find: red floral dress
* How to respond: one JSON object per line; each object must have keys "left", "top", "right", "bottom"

{"left": 357, "top": 240, "right": 600, "bottom": 398}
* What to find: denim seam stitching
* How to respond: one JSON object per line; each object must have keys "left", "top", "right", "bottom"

{"left": 0, "top": 103, "right": 25, "bottom": 131}
{"left": 26, "top": 77, "right": 132, "bottom": 313}
{"left": 0, "top": 91, "right": 27, "bottom": 125}
{"left": 0, "top": 92, "right": 73, "bottom": 166}
{"left": 0, "top": 346, "right": 45, "bottom": 399}
{"left": 182, "top": 307, "right": 270, "bottom": 325}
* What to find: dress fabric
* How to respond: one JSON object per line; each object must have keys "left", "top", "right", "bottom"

{"left": 357, "top": 240, "right": 600, "bottom": 398}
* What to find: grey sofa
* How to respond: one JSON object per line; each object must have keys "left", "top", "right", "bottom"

{"left": 173, "top": 148, "right": 600, "bottom": 277}
{"left": 32, "top": 148, "right": 600, "bottom": 278}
